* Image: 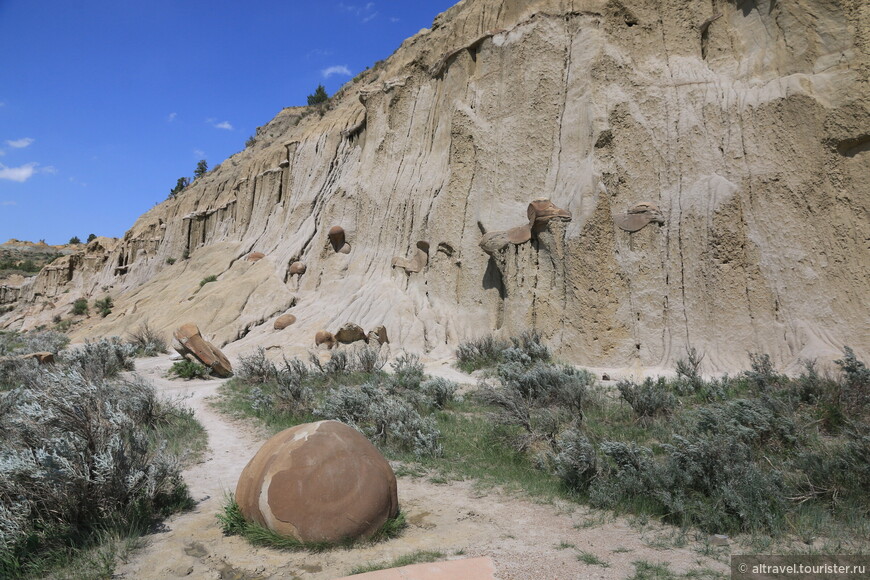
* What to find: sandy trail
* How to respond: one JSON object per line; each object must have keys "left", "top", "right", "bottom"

{"left": 116, "top": 354, "right": 730, "bottom": 579}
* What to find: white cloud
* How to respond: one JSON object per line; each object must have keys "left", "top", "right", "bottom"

{"left": 390, "top": 17, "right": 400, "bottom": 23}
{"left": 322, "top": 65, "right": 352, "bottom": 79}
{"left": 40, "top": 165, "right": 57, "bottom": 175}
{"left": 6, "top": 138, "right": 34, "bottom": 149}
{"left": 338, "top": 2, "right": 376, "bottom": 20}
{"left": 193, "top": 149, "right": 206, "bottom": 158}
{"left": 167, "top": 112, "right": 177, "bottom": 122}
{"left": 0, "top": 162, "right": 38, "bottom": 182}
{"left": 1, "top": 201, "right": 16, "bottom": 206}
{"left": 214, "top": 121, "right": 233, "bottom": 130}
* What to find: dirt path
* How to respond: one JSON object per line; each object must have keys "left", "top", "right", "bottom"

{"left": 116, "top": 355, "right": 730, "bottom": 579}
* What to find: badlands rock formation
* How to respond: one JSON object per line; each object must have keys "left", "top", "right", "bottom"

{"left": 1, "top": 0, "right": 867, "bottom": 372}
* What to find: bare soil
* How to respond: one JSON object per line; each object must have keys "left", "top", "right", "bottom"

{"left": 115, "top": 354, "right": 730, "bottom": 579}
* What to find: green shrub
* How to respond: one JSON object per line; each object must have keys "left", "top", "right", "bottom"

{"left": 69, "top": 236, "right": 81, "bottom": 244}
{"left": 61, "top": 338, "right": 136, "bottom": 380}
{"left": 0, "top": 370, "right": 192, "bottom": 578}
{"left": 237, "top": 348, "right": 277, "bottom": 384}
{"left": 456, "top": 331, "right": 550, "bottom": 372}
{"left": 549, "top": 429, "right": 599, "bottom": 492}
{"left": 199, "top": 275, "right": 217, "bottom": 287}
{"left": 456, "top": 334, "right": 510, "bottom": 372}
{"left": 94, "top": 296, "right": 113, "bottom": 318}
{"left": 419, "top": 377, "right": 459, "bottom": 410}
{"left": 617, "top": 378, "right": 678, "bottom": 420}
{"left": 315, "top": 384, "right": 442, "bottom": 456}
{"left": 674, "top": 346, "right": 705, "bottom": 394}
{"left": 168, "top": 359, "right": 209, "bottom": 380}
{"left": 165, "top": 257, "right": 176, "bottom": 265}
{"left": 835, "top": 346, "right": 870, "bottom": 413}
{"left": 72, "top": 298, "right": 88, "bottom": 316}
{"left": 127, "top": 321, "right": 168, "bottom": 357}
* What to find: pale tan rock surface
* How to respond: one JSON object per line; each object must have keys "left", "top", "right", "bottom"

{"left": 1, "top": 0, "right": 867, "bottom": 373}
{"left": 235, "top": 420, "right": 399, "bottom": 543}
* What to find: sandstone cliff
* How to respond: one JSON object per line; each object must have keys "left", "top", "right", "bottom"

{"left": 2, "top": 0, "right": 867, "bottom": 372}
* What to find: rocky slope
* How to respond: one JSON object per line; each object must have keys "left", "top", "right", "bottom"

{"left": 2, "top": 0, "right": 867, "bottom": 372}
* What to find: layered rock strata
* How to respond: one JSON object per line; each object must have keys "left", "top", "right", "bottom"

{"left": 0, "top": 0, "right": 866, "bottom": 372}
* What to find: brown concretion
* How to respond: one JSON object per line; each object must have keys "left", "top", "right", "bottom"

{"left": 235, "top": 421, "right": 398, "bottom": 543}
{"left": 315, "top": 330, "right": 336, "bottom": 349}
{"left": 245, "top": 252, "right": 265, "bottom": 262}
{"left": 334, "top": 323, "right": 366, "bottom": 344}
{"left": 274, "top": 314, "right": 296, "bottom": 330}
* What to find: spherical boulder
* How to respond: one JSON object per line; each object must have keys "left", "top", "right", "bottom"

{"left": 274, "top": 313, "right": 297, "bottom": 330}
{"left": 288, "top": 262, "right": 307, "bottom": 276}
{"left": 235, "top": 420, "right": 399, "bottom": 543}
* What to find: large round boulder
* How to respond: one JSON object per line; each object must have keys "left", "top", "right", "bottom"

{"left": 235, "top": 420, "right": 398, "bottom": 543}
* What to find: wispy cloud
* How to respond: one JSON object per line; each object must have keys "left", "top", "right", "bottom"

{"left": 306, "top": 48, "right": 334, "bottom": 60}
{"left": 0, "top": 162, "right": 38, "bottom": 182}
{"left": 167, "top": 112, "right": 177, "bottom": 122}
{"left": 338, "top": 2, "right": 377, "bottom": 22}
{"left": 1, "top": 201, "right": 16, "bottom": 206}
{"left": 40, "top": 166, "right": 57, "bottom": 175}
{"left": 206, "top": 118, "right": 233, "bottom": 130}
{"left": 6, "top": 138, "right": 34, "bottom": 149}
{"left": 322, "top": 65, "right": 352, "bottom": 79}
{"left": 193, "top": 149, "right": 206, "bottom": 159}
{"left": 390, "top": 17, "right": 400, "bottom": 23}
{"left": 0, "top": 102, "right": 6, "bottom": 107}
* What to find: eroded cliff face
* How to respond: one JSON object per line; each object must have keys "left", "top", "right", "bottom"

{"left": 3, "top": 0, "right": 867, "bottom": 372}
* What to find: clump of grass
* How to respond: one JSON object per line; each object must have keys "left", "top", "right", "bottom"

{"left": 218, "top": 494, "right": 406, "bottom": 553}
{"left": 168, "top": 359, "right": 209, "bottom": 380}
{"left": 199, "top": 275, "right": 218, "bottom": 287}
{"left": 349, "top": 550, "right": 444, "bottom": 575}
{"left": 577, "top": 551, "right": 610, "bottom": 567}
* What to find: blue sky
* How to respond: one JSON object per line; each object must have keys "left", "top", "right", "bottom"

{"left": 0, "top": 1, "right": 457, "bottom": 244}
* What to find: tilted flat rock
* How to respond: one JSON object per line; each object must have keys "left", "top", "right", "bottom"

{"left": 1, "top": 0, "right": 867, "bottom": 373}
{"left": 235, "top": 420, "right": 398, "bottom": 543}
{"left": 173, "top": 322, "right": 233, "bottom": 377}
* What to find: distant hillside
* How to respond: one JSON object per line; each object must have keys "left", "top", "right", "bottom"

{"left": 0, "top": 240, "right": 75, "bottom": 280}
